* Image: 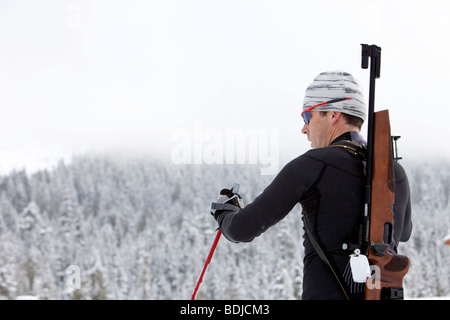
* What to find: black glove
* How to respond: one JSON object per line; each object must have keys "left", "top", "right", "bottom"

{"left": 210, "top": 187, "right": 244, "bottom": 221}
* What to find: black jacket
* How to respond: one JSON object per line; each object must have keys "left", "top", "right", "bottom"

{"left": 218, "top": 131, "right": 412, "bottom": 300}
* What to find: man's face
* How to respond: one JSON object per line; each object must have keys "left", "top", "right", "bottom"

{"left": 301, "top": 111, "right": 332, "bottom": 148}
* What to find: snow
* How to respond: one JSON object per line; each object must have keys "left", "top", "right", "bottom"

{"left": 0, "top": 155, "right": 449, "bottom": 299}
{"left": 16, "top": 295, "right": 39, "bottom": 300}
{"left": 408, "top": 296, "right": 450, "bottom": 300}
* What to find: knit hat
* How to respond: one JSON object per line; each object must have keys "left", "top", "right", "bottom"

{"left": 302, "top": 70, "right": 367, "bottom": 121}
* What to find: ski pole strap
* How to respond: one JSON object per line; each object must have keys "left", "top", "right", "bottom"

{"left": 302, "top": 216, "right": 351, "bottom": 300}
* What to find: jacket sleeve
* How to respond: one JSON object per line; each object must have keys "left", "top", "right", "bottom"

{"left": 218, "top": 155, "right": 323, "bottom": 243}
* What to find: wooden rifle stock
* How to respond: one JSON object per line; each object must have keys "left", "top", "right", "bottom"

{"left": 364, "top": 110, "right": 410, "bottom": 300}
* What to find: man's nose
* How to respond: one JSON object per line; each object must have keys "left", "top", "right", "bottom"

{"left": 301, "top": 123, "right": 308, "bottom": 135}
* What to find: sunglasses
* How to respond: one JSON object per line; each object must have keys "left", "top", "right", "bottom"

{"left": 301, "top": 98, "right": 351, "bottom": 124}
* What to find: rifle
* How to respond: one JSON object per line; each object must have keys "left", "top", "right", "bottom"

{"left": 361, "top": 44, "right": 410, "bottom": 300}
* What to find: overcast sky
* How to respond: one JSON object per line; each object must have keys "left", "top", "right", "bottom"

{"left": 1, "top": 0, "right": 449, "bottom": 174}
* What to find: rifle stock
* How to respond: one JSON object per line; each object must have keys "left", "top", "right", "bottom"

{"left": 364, "top": 110, "right": 410, "bottom": 300}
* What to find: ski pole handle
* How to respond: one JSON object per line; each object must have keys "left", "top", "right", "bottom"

{"left": 191, "top": 183, "right": 240, "bottom": 299}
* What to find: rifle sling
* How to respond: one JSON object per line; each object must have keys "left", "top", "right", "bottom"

{"left": 302, "top": 215, "right": 350, "bottom": 300}
{"left": 329, "top": 140, "right": 367, "bottom": 161}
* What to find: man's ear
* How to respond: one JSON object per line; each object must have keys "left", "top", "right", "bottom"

{"left": 330, "top": 111, "right": 342, "bottom": 125}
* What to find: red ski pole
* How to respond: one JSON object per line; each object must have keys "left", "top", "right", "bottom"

{"left": 191, "top": 184, "right": 239, "bottom": 300}
{"left": 191, "top": 230, "right": 222, "bottom": 300}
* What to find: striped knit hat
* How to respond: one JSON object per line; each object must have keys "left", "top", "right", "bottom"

{"left": 302, "top": 70, "right": 367, "bottom": 121}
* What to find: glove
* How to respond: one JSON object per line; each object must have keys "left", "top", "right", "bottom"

{"left": 210, "top": 188, "right": 244, "bottom": 221}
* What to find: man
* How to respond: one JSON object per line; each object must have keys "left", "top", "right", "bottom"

{"left": 211, "top": 70, "right": 412, "bottom": 299}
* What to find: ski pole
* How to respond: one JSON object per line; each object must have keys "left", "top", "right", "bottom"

{"left": 191, "top": 183, "right": 240, "bottom": 300}
{"left": 191, "top": 229, "right": 222, "bottom": 300}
